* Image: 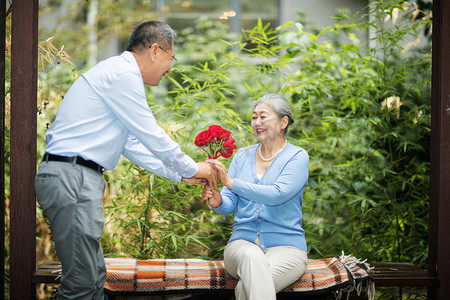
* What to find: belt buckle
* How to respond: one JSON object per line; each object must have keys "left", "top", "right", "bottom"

{"left": 97, "top": 165, "right": 105, "bottom": 174}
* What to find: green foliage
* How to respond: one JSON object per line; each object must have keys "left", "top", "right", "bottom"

{"left": 102, "top": 166, "right": 233, "bottom": 259}
{"left": 276, "top": 3, "right": 430, "bottom": 271}
{"left": 101, "top": 2, "right": 431, "bottom": 278}
{"left": 30, "top": 3, "right": 431, "bottom": 300}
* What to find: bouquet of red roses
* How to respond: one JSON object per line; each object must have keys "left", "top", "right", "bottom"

{"left": 195, "top": 125, "right": 237, "bottom": 159}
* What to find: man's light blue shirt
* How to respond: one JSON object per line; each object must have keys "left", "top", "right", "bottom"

{"left": 45, "top": 51, "right": 198, "bottom": 182}
{"left": 214, "top": 143, "right": 309, "bottom": 251}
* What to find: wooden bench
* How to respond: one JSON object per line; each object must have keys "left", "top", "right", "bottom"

{"left": 32, "top": 261, "right": 340, "bottom": 300}
{"left": 33, "top": 261, "right": 439, "bottom": 286}
{"left": 32, "top": 261, "right": 62, "bottom": 284}
{"left": 370, "top": 262, "right": 439, "bottom": 287}
{"left": 33, "top": 260, "right": 438, "bottom": 299}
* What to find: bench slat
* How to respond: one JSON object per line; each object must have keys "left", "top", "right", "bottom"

{"left": 369, "top": 262, "right": 439, "bottom": 287}
{"left": 32, "top": 261, "right": 61, "bottom": 284}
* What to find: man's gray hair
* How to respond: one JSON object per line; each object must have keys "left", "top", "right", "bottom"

{"left": 253, "top": 94, "right": 295, "bottom": 135}
{"left": 126, "top": 21, "right": 176, "bottom": 53}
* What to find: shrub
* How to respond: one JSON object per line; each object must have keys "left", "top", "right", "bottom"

{"left": 102, "top": 2, "right": 431, "bottom": 274}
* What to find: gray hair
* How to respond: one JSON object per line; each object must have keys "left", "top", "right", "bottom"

{"left": 126, "top": 21, "right": 176, "bottom": 53}
{"left": 253, "top": 94, "right": 294, "bottom": 135}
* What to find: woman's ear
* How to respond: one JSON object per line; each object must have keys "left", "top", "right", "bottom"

{"left": 281, "top": 116, "right": 289, "bottom": 130}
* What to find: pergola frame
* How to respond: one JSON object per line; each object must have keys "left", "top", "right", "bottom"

{"left": 428, "top": 0, "right": 450, "bottom": 297}
{"left": 9, "top": 0, "right": 39, "bottom": 299}
{"left": 3, "top": 0, "right": 450, "bottom": 299}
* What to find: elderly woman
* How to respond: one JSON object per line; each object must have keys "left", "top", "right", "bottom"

{"left": 202, "top": 94, "right": 309, "bottom": 300}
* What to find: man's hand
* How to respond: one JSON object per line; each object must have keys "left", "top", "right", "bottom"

{"left": 181, "top": 177, "right": 207, "bottom": 185}
{"left": 195, "top": 161, "right": 218, "bottom": 189}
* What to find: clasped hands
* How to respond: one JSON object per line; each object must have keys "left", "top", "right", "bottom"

{"left": 181, "top": 160, "right": 233, "bottom": 208}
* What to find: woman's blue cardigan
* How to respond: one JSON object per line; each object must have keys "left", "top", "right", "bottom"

{"left": 214, "top": 142, "right": 309, "bottom": 251}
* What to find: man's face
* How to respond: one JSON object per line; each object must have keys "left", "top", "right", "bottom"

{"left": 142, "top": 43, "right": 175, "bottom": 86}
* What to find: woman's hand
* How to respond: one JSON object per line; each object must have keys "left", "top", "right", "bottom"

{"left": 209, "top": 160, "right": 234, "bottom": 189}
{"left": 201, "top": 186, "right": 222, "bottom": 208}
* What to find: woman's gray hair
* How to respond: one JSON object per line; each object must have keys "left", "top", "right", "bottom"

{"left": 253, "top": 94, "right": 294, "bottom": 135}
{"left": 126, "top": 21, "right": 176, "bottom": 53}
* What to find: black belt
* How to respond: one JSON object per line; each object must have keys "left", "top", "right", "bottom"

{"left": 43, "top": 153, "right": 105, "bottom": 174}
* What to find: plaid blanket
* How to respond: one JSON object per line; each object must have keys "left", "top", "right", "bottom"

{"left": 104, "top": 253, "right": 374, "bottom": 299}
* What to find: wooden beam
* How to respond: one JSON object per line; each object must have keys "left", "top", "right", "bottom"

{"left": 429, "top": 0, "right": 450, "bottom": 298}
{"left": 10, "top": 0, "right": 39, "bottom": 299}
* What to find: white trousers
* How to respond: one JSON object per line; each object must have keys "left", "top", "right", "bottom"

{"left": 224, "top": 239, "right": 308, "bottom": 300}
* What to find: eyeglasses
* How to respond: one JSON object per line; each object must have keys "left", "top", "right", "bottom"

{"left": 159, "top": 46, "right": 177, "bottom": 67}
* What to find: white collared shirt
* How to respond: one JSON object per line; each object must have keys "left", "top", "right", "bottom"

{"left": 44, "top": 51, "right": 198, "bottom": 182}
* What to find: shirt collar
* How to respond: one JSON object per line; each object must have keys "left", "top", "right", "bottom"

{"left": 120, "top": 51, "right": 139, "bottom": 68}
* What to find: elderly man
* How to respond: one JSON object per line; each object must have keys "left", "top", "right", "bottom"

{"left": 35, "top": 21, "right": 217, "bottom": 299}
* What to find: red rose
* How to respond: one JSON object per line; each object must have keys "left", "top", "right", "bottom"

{"left": 221, "top": 137, "right": 237, "bottom": 158}
{"left": 219, "top": 128, "right": 231, "bottom": 139}
{"left": 207, "top": 125, "right": 226, "bottom": 138}
{"left": 223, "top": 136, "right": 236, "bottom": 149}
{"left": 195, "top": 130, "right": 212, "bottom": 147}
{"left": 220, "top": 147, "right": 234, "bottom": 158}
{"left": 195, "top": 125, "right": 236, "bottom": 159}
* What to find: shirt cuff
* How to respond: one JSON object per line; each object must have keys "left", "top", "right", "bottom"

{"left": 181, "top": 161, "right": 198, "bottom": 179}
{"left": 174, "top": 174, "right": 182, "bottom": 183}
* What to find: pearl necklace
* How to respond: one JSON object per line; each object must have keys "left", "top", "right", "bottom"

{"left": 258, "top": 140, "right": 287, "bottom": 162}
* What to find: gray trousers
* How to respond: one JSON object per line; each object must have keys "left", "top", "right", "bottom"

{"left": 35, "top": 161, "right": 106, "bottom": 300}
{"left": 224, "top": 239, "right": 308, "bottom": 300}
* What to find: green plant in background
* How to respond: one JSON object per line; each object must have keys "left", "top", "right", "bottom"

{"left": 100, "top": 0, "right": 431, "bottom": 270}
{"left": 103, "top": 166, "right": 206, "bottom": 259}
{"left": 29, "top": 1, "right": 432, "bottom": 299}
{"left": 307, "top": 3, "right": 428, "bottom": 268}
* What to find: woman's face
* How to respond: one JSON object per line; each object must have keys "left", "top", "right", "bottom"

{"left": 251, "top": 102, "right": 287, "bottom": 144}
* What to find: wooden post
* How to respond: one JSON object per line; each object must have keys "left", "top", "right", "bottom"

{"left": 429, "top": 0, "right": 450, "bottom": 298}
{"left": 10, "top": 0, "right": 39, "bottom": 299}
{"left": 0, "top": 1, "right": 8, "bottom": 298}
